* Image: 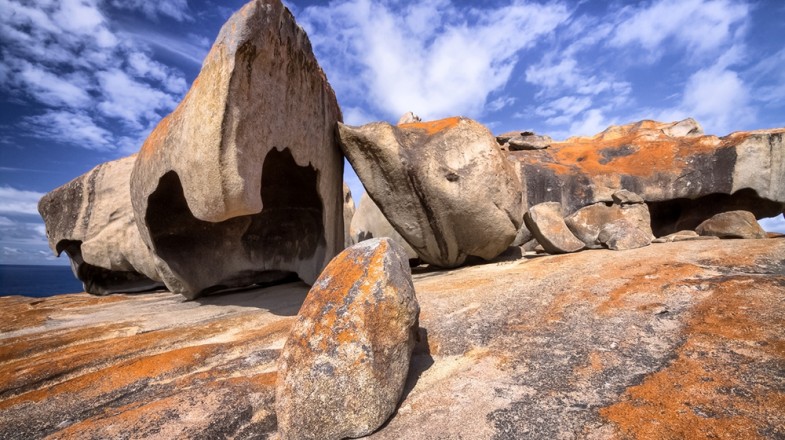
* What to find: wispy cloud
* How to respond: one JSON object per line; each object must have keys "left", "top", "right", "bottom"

{"left": 0, "top": 186, "right": 45, "bottom": 215}
{"left": 299, "top": 0, "right": 569, "bottom": 122}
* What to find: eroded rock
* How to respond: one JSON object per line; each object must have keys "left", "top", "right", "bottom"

{"left": 130, "top": 0, "right": 343, "bottom": 298}
{"left": 397, "top": 111, "right": 421, "bottom": 125}
{"left": 497, "top": 130, "right": 552, "bottom": 151}
{"left": 343, "top": 183, "right": 355, "bottom": 248}
{"left": 511, "top": 119, "right": 785, "bottom": 236}
{"left": 598, "top": 219, "right": 652, "bottom": 250}
{"left": 38, "top": 156, "right": 163, "bottom": 295}
{"left": 524, "top": 202, "right": 585, "bottom": 254}
{"left": 696, "top": 210, "right": 768, "bottom": 239}
{"left": 337, "top": 117, "right": 523, "bottom": 268}
{"left": 351, "top": 192, "right": 418, "bottom": 260}
{"left": 565, "top": 192, "right": 653, "bottom": 249}
{"left": 275, "top": 238, "right": 419, "bottom": 440}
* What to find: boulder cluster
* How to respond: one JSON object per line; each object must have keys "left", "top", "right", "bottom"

{"left": 34, "top": 0, "right": 784, "bottom": 439}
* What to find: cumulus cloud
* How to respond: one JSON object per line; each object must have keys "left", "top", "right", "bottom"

{"left": 0, "top": 186, "right": 45, "bottom": 215}
{"left": 299, "top": 0, "right": 569, "bottom": 121}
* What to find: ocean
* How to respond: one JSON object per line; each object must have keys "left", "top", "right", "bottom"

{"left": 0, "top": 265, "right": 84, "bottom": 297}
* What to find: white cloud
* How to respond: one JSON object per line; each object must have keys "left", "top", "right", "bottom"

{"left": 759, "top": 214, "right": 785, "bottom": 234}
{"left": 300, "top": 0, "right": 569, "bottom": 120}
{"left": 16, "top": 60, "right": 92, "bottom": 108}
{"left": 96, "top": 69, "right": 179, "bottom": 128}
{"left": 108, "top": 0, "right": 191, "bottom": 22}
{"left": 0, "top": 186, "right": 45, "bottom": 215}
{"left": 22, "top": 110, "right": 115, "bottom": 150}
{"left": 611, "top": 0, "right": 749, "bottom": 60}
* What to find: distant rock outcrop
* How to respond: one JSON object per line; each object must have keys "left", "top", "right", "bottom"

{"left": 337, "top": 117, "right": 523, "bottom": 267}
{"left": 510, "top": 119, "right": 785, "bottom": 236}
{"left": 351, "top": 192, "right": 418, "bottom": 260}
{"left": 38, "top": 156, "right": 163, "bottom": 295}
{"left": 496, "top": 130, "right": 552, "bottom": 151}
{"left": 129, "top": 0, "right": 343, "bottom": 298}
{"left": 343, "top": 183, "right": 355, "bottom": 248}
{"left": 276, "top": 238, "right": 418, "bottom": 440}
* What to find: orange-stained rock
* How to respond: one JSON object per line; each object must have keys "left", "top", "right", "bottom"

{"left": 511, "top": 119, "right": 785, "bottom": 236}
{"left": 524, "top": 202, "right": 585, "bottom": 254}
{"left": 129, "top": 0, "right": 343, "bottom": 298}
{"left": 696, "top": 210, "right": 768, "bottom": 239}
{"left": 275, "top": 238, "right": 419, "bottom": 440}
{"left": 337, "top": 117, "right": 523, "bottom": 268}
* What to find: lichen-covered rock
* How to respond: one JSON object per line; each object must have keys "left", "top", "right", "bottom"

{"left": 38, "top": 156, "right": 163, "bottom": 295}
{"left": 524, "top": 202, "right": 585, "bottom": 254}
{"left": 130, "top": 0, "right": 343, "bottom": 298}
{"left": 511, "top": 119, "right": 785, "bottom": 236}
{"left": 696, "top": 210, "right": 768, "bottom": 239}
{"left": 351, "top": 192, "right": 418, "bottom": 260}
{"left": 337, "top": 117, "right": 523, "bottom": 268}
{"left": 275, "top": 238, "right": 419, "bottom": 440}
{"left": 565, "top": 192, "right": 653, "bottom": 249}
{"left": 343, "top": 183, "right": 355, "bottom": 248}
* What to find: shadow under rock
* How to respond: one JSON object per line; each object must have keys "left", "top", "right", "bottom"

{"left": 194, "top": 278, "right": 310, "bottom": 317}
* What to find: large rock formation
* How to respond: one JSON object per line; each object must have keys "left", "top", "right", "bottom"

{"left": 511, "top": 119, "right": 785, "bottom": 236}
{"left": 129, "top": 0, "right": 343, "bottom": 298}
{"left": 2, "top": 238, "right": 783, "bottom": 438}
{"left": 276, "top": 238, "right": 419, "bottom": 440}
{"left": 350, "top": 192, "right": 418, "bottom": 260}
{"left": 38, "top": 156, "right": 163, "bottom": 295}
{"left": 342, "top": 183, "right": 355, "bottom": 248}
{"left": 337, "top": 117, "right": 523, "bottom": 267}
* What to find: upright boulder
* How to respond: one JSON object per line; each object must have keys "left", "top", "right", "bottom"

{"left": 696, "top": 210, "right": 768, "bottom": 239}
{"left": 337, "top": 117, "right": 523, "bottom": 268}
{"left": 510, "top": 119, "right": 785, "bottom": 236}
{"left": 351, "top": 192, "right": 418, "bottom": 260}
{"left": 276, "top": 238, "right": 419, "bottom": 440}
{"left": 130, "top": 0, "right": 343, "bottom": 298}
{"left": 38, "top": 156, "right": 163, "bottom": 295}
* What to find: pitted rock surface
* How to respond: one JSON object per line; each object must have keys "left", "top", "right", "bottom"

{"left": 275, "top": 238, "right": 419, "bottom": 440}
{"left": 338, "top": 117, "right": 523, "bottom": 268}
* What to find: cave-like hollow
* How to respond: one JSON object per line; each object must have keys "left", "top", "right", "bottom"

{"left": 145, "top": 147, "right": 326, "bottom": 296}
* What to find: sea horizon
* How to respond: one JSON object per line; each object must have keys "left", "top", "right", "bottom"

{"left": 0, "top": 264, "right": 84, "bottom": 298}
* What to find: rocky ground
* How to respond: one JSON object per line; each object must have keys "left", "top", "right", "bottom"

{"left": 2, "top": 238, "right": 783, "bottom": 439}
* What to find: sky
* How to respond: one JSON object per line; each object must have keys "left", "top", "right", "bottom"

{"left": 1, "top": 0, "right": 783, "bottom": 265}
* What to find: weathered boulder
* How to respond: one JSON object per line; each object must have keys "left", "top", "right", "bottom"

{"left": 397, "top": 111, "right": 421, "bottom": 125}
{"left": 497, "top": 130, "right": 552, "bottom": 151}
{"left": 598, "top": 219, "right": 652, "bottom": 250}
{"left": 276, "top": 238, "right": 419, "bottom": 440}
{"left": 565, "top": 191, "right": 653, "bottom": 249}
{"left": 696, "top": 210, "right": 768, "bottom": 239}
{"left": 130, "top": 0, "right": 343, "bottom": 298}
{"left": 38, "top": 156, "right": 163, "bottom": 295}
{"left": 510, "top": 119, "right": 785, "bottom": 236}
{"left": 524, "top": 202, "right": 585, "bottom": 254}
{"left": 653, "top": 230, "right": 719, "bottom": 243}
{"left": 351, "top": 192, "right": 418, "bottom": 260}
{"left": 343, "top": 183, "right": 355, "bottom": 248}
{"left": 337, "top": 117, "right": 523, "bottom": 268}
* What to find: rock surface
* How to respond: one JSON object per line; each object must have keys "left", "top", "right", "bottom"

{"left": 653, "top": 230, "right": 720, "bottom": 243}
{"left": 38, "top": 156, "right": 163, "bottom": 295}
{"left": 130, "top": 0, "right": 343, "bottom": 298}
{"left": 337, "top": 117, "right": 523, "bottom": 268}
{"left": 276, "top": 238, "right": 419, "bottom": 440}
{"left": 565, "top": 194, "right": 653, "bottom": 249}
{"left": 696, "top": 210, "right": 768, "bottom": 239}
{"left": 597, "top": 219, "right": 652, "bottom": 250}
{"left": 350, "top": 192, "right": 418, "bottom": 260}
{"left": 343, "top": 183, "right": 355, "bottom": 248}
{"left": 1, "top": 239, "right": 784, "bottom": 439}
{"left": 524, "top": 202, "right": 585, "bottom": 254}
{"left": 511, "top": 119, "right": 785, "bottom": 236}
{"left": 497, "top": 130, "right": 552, "bottom": 151}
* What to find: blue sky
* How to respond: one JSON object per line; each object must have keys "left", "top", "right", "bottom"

{"left": 1, "top": 0, "right": 783, "bottom": 265}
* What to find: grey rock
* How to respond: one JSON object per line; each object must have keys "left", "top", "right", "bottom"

{"left": 565, "top": 201, "right": 654, "bottom": 249}
{"left": 611, "top": 189, "right": 645, "bottom": 205}
{"left": 524, "top": 202, "right": 585, "bottom": 254}
{"left": 497, "top": 130, "right": 552, "bottom": 151}
{"left": 129, "top": 0, "right": 343, "bottom": 298}
{"left": 337, "top": 117, "right": 523, "bottom": 268}
{"left": 397, "top": 111, "right": 421, "bottom": 125}
{"left": 276, "top": 238, "right": 419, "bottom": 440}
{"left": 351, "top": 192, "right": 418, "bottom": 260}
{"left": 343, "top": 183, "right": 355, "bottom": 248}
{"left": 598, "top": 219, "right": 653, "bottom": 250}
{"left": 653, "top": 230, "right": 720, "bottom": 243}
{"left": 696, "top": 210, "right": 768, "bottom": 239}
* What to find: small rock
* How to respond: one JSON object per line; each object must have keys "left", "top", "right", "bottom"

{"left": 598, "top": 219, "right": 652, "bottom": 250}
{"left": 524, "top": 202, "right": 585, "bottom": 254}
{"left": 496, "top": 131, "right": 552, "bottom": 150}
{"left": 652, "top": 230, "right": 720, "bottom": 243}
{"left": 276, "top": 238, "right": 419, "bottom": 440}
{"left": 696, "top": 211, "right": 768, "bottom": 239}
{"left": 397, "top": 111, "right": 421, "bottom": 125}
{"left": 611, "top": 189, "right": 644, "bottom": 205}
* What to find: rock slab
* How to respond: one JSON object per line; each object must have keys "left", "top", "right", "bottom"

{"left": 337, "top": 117, "right": 523, "bottom": 268}
{"left": 524, "top": 202, "right": 585, "bottom": 254}
{"left": 275, "top": 238, "right": 419, "bottom": 440}
{"left": 696, "top": 210, "right": 768, "bottom": 239}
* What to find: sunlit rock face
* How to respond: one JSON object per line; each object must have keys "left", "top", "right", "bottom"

{"left": 130, "top": 0, "right": 343, "bottom": 298}
{"left": 38, "top": 156, "right": 164, "bottom": 295}
{"left": 350, "top": 192, "right": 418, "bottom": 260}
{"left": 338, "top": 116, "right": 524, "bottom": 268}
{"left": 509, "top": 119, "right": 785, "bottom": 236}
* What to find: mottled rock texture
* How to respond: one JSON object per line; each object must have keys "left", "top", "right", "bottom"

{"left": 351, "top": 192, "right": 418, "bottom": 260}
{"left": 337, "top": 117, "right": 523, "bottom": 268}
{"left": 1, "top": 239, "right": 783, "bottom": 439}
{"left": 511, "top": 119, "right": 785, "bottom": 236}
{"left": 38, "top": 156, "right": 163, "bottom": 295}
{"left": 565, "top": 193, "right": 653, "bottom": 249}
{"left": 496, "top": 130, "right": 552, "bottom": 151}
{"left": 130, "top": 0, "right": 343, "bottom": 298}
{"left": 696, "top": 210, "right": 768, "bottom": 239}
{"left": 524, "top": 202, "right": 585, "bottom": 254}
{"left": 343, "top": 183, "right": 355, "bottom": 248}
{"left": 276, "top": 238, "right": 419, "bottom": 440}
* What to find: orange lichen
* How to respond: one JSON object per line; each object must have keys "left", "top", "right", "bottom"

{"left": 399, "top": 117, "right": 462, "bottom": 136}
{"left": 600, "top": 276, "right": 785, "bottom": 439}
